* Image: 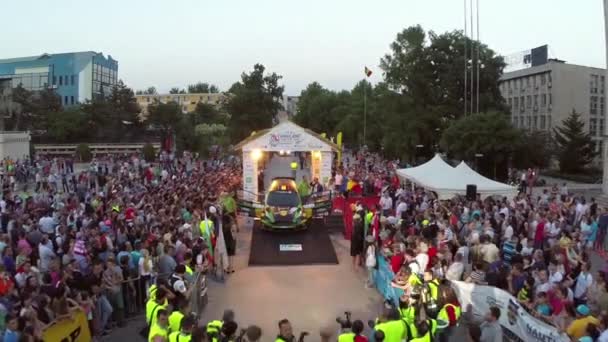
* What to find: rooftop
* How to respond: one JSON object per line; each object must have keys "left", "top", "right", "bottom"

{"left": 0, "top": 51, "right": 113, "bottom": 65}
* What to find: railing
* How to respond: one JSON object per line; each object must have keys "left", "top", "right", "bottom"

{"left": 34, "top": 142, "right": 162, "bottom": 156}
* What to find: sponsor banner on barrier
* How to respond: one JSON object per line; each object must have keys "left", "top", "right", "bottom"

{"left": 42, "top": 308, "right": 91, "bottom": 342}
{"left": 451, "top": 281, "right": 569, "bottom": 342}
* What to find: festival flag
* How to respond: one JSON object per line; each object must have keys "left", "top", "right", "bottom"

{"left": 364, "top": 66, "right": 372, "bottom": 77}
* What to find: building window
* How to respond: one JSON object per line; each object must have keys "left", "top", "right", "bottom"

{"left": 526, "top": 77, "right": 531, "bottom": 88}
{"left": 549, "top": 93, "right": 552, "bottom": 105}
{"left": 540, "top": 116, "right": 546, "bottom": 129}
{"left": 548, "top": 116, "right": 552, "bottom": 128}
{"left": 601, "top": 119, "right": 605, "bottom": 136}
{"left": 70, "top": 96, "right": 74, "bottom": 105}
{"left": 541, "top": 74, "right": 546, "bottom": 85}
{"left": 514, "top": 97, "right": 519, "bottom": 110}
{"left": 527, "top": 116, "right": 531, "bottom": 127}
{"left": 59, "top": 76, "right": 63, "bottom": 86}
{"left": 526, "top": 95, "right": 531, "bottom": 108}
{"left": 601, "top": 97, "right": 605, "bottom": 116}
{"left": 519, "top": 79, "right": 523, "bottom": 89}
{"left": 146, "top": 97, "right": 150, "bottom": 103}
{"left": 591, "top": 74, "right": 599, "bottom": 94}
{"left": 541, "top": 94, "right": 547, "bottom": 107}
{"left": 602, "top": 76, "right": 605, "bottom": 94}
{"left": 534, "top": 95, "right": 538, "bottom": 107}
{"left": 514, "top": 79, "right": 518, "bottom": 90}
{"left": 64, "top": 96, "right": 68, "bottom": 105}
{"left": 533, "top": 75, "right": 537, "bottom": 88}
{"left": 508, "top": 98, "right": 512, "bottom": 108}
{"left": 591, "top": 96, "right": 598, "bottom": 115}
{"left": 533, "top": 117, "right": 538, "bottom": 129}
{"left": 52, "top": 76, "right": 56, "bottom": 85}
{"left": 71, "top": 75, "right": 75, "bottom": 85}
{"left": 590, "top": 118, "right": 598, "bottom": 135}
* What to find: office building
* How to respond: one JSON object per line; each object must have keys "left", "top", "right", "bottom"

{"left": 282, "top": 95, "right": 300, "bottom": 117}
{"left": 0, "top": 51, "right": 118, "bottom": 107}
{"left": 499, "top": 59, "right": 605, "bottom": 154}
{"left": 135, "top": 92, "right": 227, "bottom": 117}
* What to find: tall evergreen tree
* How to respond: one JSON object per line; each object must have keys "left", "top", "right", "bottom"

{"left": 553, "top": 110, "right": 597, "bottom": 173}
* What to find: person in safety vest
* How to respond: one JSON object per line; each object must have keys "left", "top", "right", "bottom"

{"left": 146, "top": 288, "right": 169, "bottom": 330}
{"left": 409, "top": 319, "right": 437, "bottom": 342}
{"left": 169, "top": 315, "right": 195, "bottom": 342}
{"left": 148, "top": 278, "right": 175, "bottom": 303}
{"left": 199, "top": 212, "right": 215, "bottom": 257}
{"left": 169, "top": 299, "right": 191, "bottom": 333}
{"left": 207, "top": 309, "right": 235, "bottom": 342}
{"left": 397, "top": 294, "right": 416, "bottom": 325}
{"left": 422, "top": 270, "right": 440, "bottom": 319}
{"left": 374, "top": 308, "right": 407, "bottom": 342}
{"left": 437, "top": 287, "right": 461, "bottom": 342}
{"left": 275, "top": 318, "right": 294, "bottom": 342}
{"left": 297, "top": 176, "right": 311, "bottom": 202}
{"left": 182, "top": 251, "right": 194, "bottom": 282}
{"left": 149, "top": 309, "right": 169, "bottom": 342}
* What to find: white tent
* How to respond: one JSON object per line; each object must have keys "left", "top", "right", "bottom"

{"left": 396, "top": 154, "right": 466, "bottom": 200}
{"left": 395, "top": 154, "right": 518, "bottom": 200}
{"left": 455, "top": 161, "right": 518, "bottom": 199}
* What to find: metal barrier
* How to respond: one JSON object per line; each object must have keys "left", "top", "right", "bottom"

{"left": 34, "top": 142, "right": 162, "bottom": 156}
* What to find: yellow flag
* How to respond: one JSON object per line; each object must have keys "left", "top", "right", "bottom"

{"left": 337, "top": 132, "right": 343, "bottom": 147}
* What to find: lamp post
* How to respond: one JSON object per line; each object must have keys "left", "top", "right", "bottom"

{"left": 474, "top": 153, "right": 484, "bottom": 171}
{"left": 414, "top": 144, "right": 424, "bottom": 166}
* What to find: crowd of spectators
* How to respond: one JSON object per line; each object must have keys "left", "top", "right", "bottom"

{"left": 0, "top": 153, "right": 241, "bottom": 341}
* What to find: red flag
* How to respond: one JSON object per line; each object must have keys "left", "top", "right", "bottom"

{"left": 364, "top": 66, "right": 372, "bottom": 77}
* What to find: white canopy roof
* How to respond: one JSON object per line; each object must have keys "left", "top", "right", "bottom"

{"left": 395, "top": 154, "right": 518, "bottom": 200}
{"left": 455, "top": 161, "right": 518, "bottom": 199}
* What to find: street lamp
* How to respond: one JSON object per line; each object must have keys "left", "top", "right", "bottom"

{"left": 414, "top": 144, "right": 424, "bottom": 166}
{"left": 474, "top": 153, "right": 484, "bottom": 171}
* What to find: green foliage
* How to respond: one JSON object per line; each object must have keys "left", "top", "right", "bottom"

{"left": 195, "top": 123, "right": 228, "bottom": 157}
{"left": 75, "top": 143, "right": 92, "bottom": 162}
{"left": 380, "top": 26, "right": 507, "bottom": 118}
{"left": 440, "top": 111, "right": 521, "bottom": 177}
{"left": 46, "top": 109, "right": 92, "bottom": 143}
{"left": 512, "top": 131, "right": 554, "bottom": 169}
{"left": 553, "top": 110, "right": 597, "bottom": 173}
{"left": 188, "top": 82, "right": 219, "bottom": 93}
{"left": 142, "top": 143, "right": 156, "bottom": 162}
{"left": 147, "top": 101, "right": 181, "bottom": 134}
{"left": 143, "top": 87, "right": 157, "bottom": 95}
{"left": 169, "top": 87, "right": 186, "bottom": 94}
{"left": 6, "top": 85, "right": 62, "bottom": 131}
{"left": 226, "top": 64, "right": 284, "bottom": 143}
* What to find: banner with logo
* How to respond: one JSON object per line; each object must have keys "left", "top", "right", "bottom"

{"left": 450, "top": 281, "right": 569, "bottom": 342}
{"left": 42, "top": 308, "right": 91, "bottom": 342}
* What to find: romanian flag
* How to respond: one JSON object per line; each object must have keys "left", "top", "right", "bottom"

{"left": 364, "top": 66, "right": 372, "bottom": 77}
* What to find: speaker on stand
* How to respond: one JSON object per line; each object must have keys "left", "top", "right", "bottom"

{"left": 466, "top": 184, "right": 477, "bottom": 201}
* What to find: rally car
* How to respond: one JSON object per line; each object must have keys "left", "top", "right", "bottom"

{"left": 237, "top": 177, "right": 332, "bottom": 230}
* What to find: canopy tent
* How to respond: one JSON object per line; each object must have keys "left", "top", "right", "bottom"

{"left": 395, "top": 154, "right": 518, "bottom": 200}
{"left": 454, "top": 161, "right": 518, "bottom": 199}
{"left": 395, "top": 154, "right": 466, "bottom": 200}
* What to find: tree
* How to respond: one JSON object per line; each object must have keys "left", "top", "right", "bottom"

{"left": 188, "top": 82, "right": 219, "bottom": 94}
{"left": 144, "top": 87, "right": 157, "bottom": 95}
{"left": 148, "top": 101, "right": 181, "bottom": 135}
{"left": 441, "top": 111, "right": 521, "bottom": 178}
{"left": 142, "top": 143, "right": 156, "bottom": 162}
{"left": 380, "top": 25, "right": 507, "bottom": 119}
{"left": 553, "top": 110, "right": 597, "bottom": 173}
{"left": 226, "top": 64, "right": 284, "bottom": 142}
{"left": 169, "top": 87, "right": 186, "bottom": 94}
{"left": 195, "top": 123, "right": 228, "bottom": 156}
{"left": 75, "top": 143, "right": 92, "bottom": 162}
{"left": 512, "top": 131, "right": 554, "bottom": 169}
{"left": 46, "top": 109, "right": 92, "bottom": 142}
{"left": 192, "top": 102, "right": 228, "bottom": 125}
{"left": 7, "top": 85, "right": 62, "bottom": 131}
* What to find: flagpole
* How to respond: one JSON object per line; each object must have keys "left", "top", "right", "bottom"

{"left": 363, "top": 79, "right": 367, "bottom": 147}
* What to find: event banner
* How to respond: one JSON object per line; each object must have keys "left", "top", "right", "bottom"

{"left": 450, "top": 281, "right": 569, "bottom": 342}
{"left": 42, "top": 308, "right": 91, "bottom": 342}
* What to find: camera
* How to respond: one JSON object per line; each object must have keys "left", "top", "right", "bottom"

{"left": 336, "top": 311, "right": 352, "bottom": 330}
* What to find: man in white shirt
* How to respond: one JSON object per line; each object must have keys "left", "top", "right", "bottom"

{"left": 574, "top": 264, "right": 593, "bottom": 304}
{"left": 395, "top": 199, "right": 408, "bottom": 219}
{"left": 379, "top": 192, "right": 392, "bottom": 217}
{"left": 415, "top": 243, "right": 429, "bottom": 273}
{"left": 38, "top": 213, "right": 56, "bottom": 235}
{"left": 38, "top": 235, "right": 56, "bottom": 273}
{"left": 548, "top": 262, "right": 563, "bottom": 285}
{"left": 446, "top": 253, "right": 465, "bottom": 281}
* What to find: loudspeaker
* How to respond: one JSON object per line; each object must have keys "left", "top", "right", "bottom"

{"left": 466, "top": 184, "right": 477, "bottom": 201}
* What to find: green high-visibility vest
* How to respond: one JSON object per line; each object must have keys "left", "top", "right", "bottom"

{"left": 375, "top": 320, "right": 406, "bottom": 342}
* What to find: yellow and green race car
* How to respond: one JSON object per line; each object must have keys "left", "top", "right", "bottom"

{"left": 237, "top": 177, "right": 331, "bottom": 230}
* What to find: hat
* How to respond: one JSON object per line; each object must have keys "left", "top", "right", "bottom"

{"left": 576, "top": 304, "right": 590, "bottom": 316}
{"left": 209, "top": 206, "right": 217, "bottom": 214}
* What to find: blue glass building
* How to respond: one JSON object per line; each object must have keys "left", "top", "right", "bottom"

{"left": 0, "top": 51, "right": 118, "bottom": 107}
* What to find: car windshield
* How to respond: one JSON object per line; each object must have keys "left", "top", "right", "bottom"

{"left": 266, "top": 191, "right": 300, "bottom": 207}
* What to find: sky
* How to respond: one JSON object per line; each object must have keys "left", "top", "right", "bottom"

{"left": 1, "top": 0, "right": 605, "bottom": 95}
